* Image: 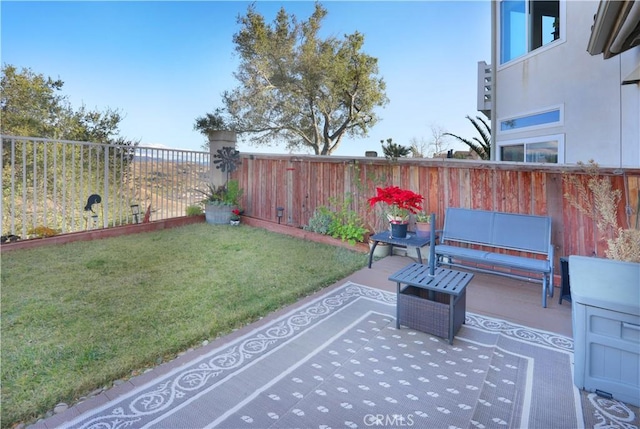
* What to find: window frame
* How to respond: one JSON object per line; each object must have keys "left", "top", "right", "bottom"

{"left": 498, "top": 105, "right": 564, "bottom": 135}
{"left": 498, "top": 0, "right": 565, "bottom": 68}
{"left": 497, "top": 134, "right": 565, "bottom": 164}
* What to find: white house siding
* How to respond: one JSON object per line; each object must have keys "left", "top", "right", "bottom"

{"left": 620, "top": 49, "right": 640, "bottom": 167}
{"left": 493, "top": 1, "right": 640, "bottom": 167}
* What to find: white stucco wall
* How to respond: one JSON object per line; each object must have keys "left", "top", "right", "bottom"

{"left": 620, "top": 49, "right": 640, "bottom": 167}
{"left": 493, "top": 1, "right": 640, "bottom": 167}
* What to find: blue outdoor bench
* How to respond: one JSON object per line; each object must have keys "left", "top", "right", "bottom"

{"left": 434, "top": 207, "right": 554, "bottom": 308}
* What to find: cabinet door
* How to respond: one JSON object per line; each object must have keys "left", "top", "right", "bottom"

{"left": 583, "top": 306, "right": 640, "bottom": 406}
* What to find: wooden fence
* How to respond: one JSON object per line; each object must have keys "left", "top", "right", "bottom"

{"left": 235, "top": 154, "right": 640, "bottom": 274}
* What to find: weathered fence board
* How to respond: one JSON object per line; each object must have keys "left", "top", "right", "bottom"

{"left": 235, "top": 154, "right": 640, "bottom": 275}
{"left": 4, "top": 136, "right": 638, "bottom": 278}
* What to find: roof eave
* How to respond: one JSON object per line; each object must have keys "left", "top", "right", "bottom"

{"left": 587, "top": 0, "right": 640, "bottom": 59}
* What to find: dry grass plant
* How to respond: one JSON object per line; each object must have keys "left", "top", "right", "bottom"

{"left": 606, "top": 228, "right": 640, "bottom": 262}
{"left": 564, "top": 160, "right": 640, "bottom": 262}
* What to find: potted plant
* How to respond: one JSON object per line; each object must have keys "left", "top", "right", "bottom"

{"left": 196, "top": 183, "right": 234, "bottom": 225}
{"left": 414, "top": 212, "right": 432, "bottom": 237}
{"left": 230, "top": 208, "right": 241, "bottom": 226}
{"left": 368, "top": 186, "right": 424, "bottom": 238}
{"left": 195, "top": 178, "right": 244, "bottom": 225}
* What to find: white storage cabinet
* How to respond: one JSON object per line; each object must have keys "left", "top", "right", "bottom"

{"left": 569, "top": 256, "right": 640, "bottom": 407}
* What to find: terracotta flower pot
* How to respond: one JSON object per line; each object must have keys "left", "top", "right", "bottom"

{"left": 415, "top": 221, "right": 431, "bottom": 238}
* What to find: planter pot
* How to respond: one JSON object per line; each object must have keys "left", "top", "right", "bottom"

{"left": 369, "top": 239, "right": 391, "bottom": 258}
{"left": 205, "top": 204, "right": 233, "bottom": 225}
{"left": 230, "top": 219, "right": 240, "bottom": 226}
{"left": 415, "top": 221, "right": 431, "bottom": 238}
{"left": 390, "top": 222, "right": 408, "bottom": 239}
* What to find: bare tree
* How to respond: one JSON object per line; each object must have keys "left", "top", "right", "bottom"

{"left": 409, "top": 124, "right": 451, "bottom": 158}
{"left": 428, "top": 124, "right": 451, "bottom": 158}
{"left": 409, "top": 136, "right": 428, "bottom": 158}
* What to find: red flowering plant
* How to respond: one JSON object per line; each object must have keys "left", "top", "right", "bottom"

{"left": 230, "top": 208, "right": 241, "bottom": 221}
{"left": 368, "top": 186, "right": 424, "bottom": 224}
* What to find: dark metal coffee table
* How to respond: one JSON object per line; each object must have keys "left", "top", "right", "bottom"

{"left": 389, "top": 263, "right": 474, "bottom": 344}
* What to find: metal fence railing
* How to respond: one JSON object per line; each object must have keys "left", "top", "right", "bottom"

{"left": 1, "top": 136, "right": 211, "bottom": 239}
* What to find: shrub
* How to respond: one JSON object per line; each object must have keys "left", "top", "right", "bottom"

{"left": 327, "top": 196, "right": 369, "bottom": 245}
{"left": 224, "top": 179, "right": 244, "bottom": 208}
{"left": 304, "top": 207, "right": 333, "bottom": 235}
{"left": 186, "top": 205, "right": 203, "bottom": 216}
{"left": 328, "top": 219, "right": 369, "bottom": 245}
{"left": 305, "top": 198, "right": 369, "bottom": 245}
{"left": 27, "top": 226, "right": 58, "bottom": 238}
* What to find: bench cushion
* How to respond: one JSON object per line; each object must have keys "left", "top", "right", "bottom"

{"left": 435, "top": 244, "right": 491, "bottom": 262}
{"left": 484, "top": 252, "right": 550, "bottom": 273}
{"left": 436, "top": 244, "right": 550, "bottom": 273}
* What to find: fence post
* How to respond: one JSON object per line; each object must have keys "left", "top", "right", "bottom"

{"left": 103, "top": 145, "right": 109, "bottom": 228}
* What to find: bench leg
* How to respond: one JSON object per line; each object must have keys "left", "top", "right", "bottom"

{"left": 542, "top": 277, "right": 548, "bottom": 308}
{"left": 435, "top": 254, "right": 449, "bottom": 268}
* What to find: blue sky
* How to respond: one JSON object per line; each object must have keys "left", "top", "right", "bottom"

{"left": 1, "top": 1, "right": 491, "bottom": 156}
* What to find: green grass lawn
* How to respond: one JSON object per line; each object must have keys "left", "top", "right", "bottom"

{"left": 0, "top": 223, "right": 369, "bottom": 427}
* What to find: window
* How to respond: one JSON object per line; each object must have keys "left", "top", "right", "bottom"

{"left": 526, "top": 141, "right": 558, "bottom": 163}
{"left": 499, "top": 135, "right": 563, "bottom": 163}
{"left": 501, "top": 145, "right": 525, "bottom": 162}
{"left": 500, "top": 0, "right": 560, "bottom": 64}
{"left": 500, "top": 109, "right": 561, "bottom": 131}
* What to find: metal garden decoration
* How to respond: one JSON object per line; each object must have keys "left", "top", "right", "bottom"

{"left": 213, "top": 146, "right": 241, "bottom": 184}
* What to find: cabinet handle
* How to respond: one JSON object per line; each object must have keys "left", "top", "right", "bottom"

{"left": 622, "top": 322, "right": 640, "bottom": 331}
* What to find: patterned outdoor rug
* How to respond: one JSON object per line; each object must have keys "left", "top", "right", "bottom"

{"left": 62, "top": 283, "right": 638, "bottom": 429}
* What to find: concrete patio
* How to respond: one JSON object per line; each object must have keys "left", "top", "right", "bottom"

{"left": 31, "top": 253, "right": 580, "bottom": 429}
{"left": 350, "top": 255, "right": 573, "bottom": 338}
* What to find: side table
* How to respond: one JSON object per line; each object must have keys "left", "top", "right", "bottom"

{"left": 389, "top": 263, "right": 474, "bottom": 344}
{"left": 368, "top": 231, "right": 432, "bottom": 268}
